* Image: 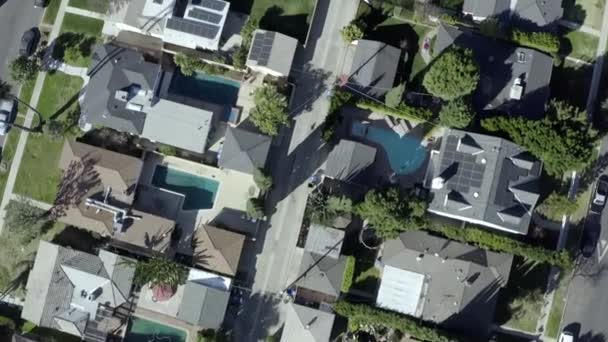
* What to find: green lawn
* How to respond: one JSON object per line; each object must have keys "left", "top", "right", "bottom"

{"left": 410, "top": 24, "right": 432, "bottom": 81}
{"left": 59, "top": 13, "right": 104, "bottom": 36}
{"left": 68, "top": 0, "right": 109, "bottom": 13}
{"left": 563, "top": 0, "right": 606, "bottom": 30}
{"left": 564, "top": 30, "right": 599, "bottom": 62}
{"left": 545, "top": 271, "right": 571, "bottom": 338}
{"left": 0, "top": 117, "right": 24, "bottom": 201}
{"left": 231, "top": 0, "right": 316, "bottom": 42}
{"left": 42, "top": 0, "right": 61, "bottom": 25}
{"left": 14, "top": 72, "right": 83, "bottom": 203}
{"left": 495, "top": 258, "right": 549, "bottom": 333}
{"left": 17, "top": 76, "right": 37, "bottom": 116}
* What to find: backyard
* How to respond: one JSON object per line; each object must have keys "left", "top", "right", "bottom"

{"left": 68, "top": 0, "right": 110, "bottom": 13}
{"left": 494, "top": 258, "right": 550, "bottom": 333}
{"left": 563, "top": 0, "right": 606, "bottom": 30}
{"left": 14, "top": 71, "right": 83, "bottom": 203}
{"left": 228, "top": 0, "right": 316, "bottom": 42}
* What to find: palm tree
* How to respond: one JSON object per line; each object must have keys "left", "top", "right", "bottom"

{"left": 132, "top": 257, "right": 188, "bottom": 290}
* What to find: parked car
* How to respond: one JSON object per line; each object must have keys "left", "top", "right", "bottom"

{"left": 593, "top": 176, "right": 608, "bottom": 208}
{"left": 558, "top": 331, "right": 574, "bottom": 342}
{"left": 19, "top": 28, "right": 39, "bottom": 57}
{"left": 580, "top": 219, "right": 600, "bottom": 258}
{"left": 0, "top": 99, "right": 14, "bottom": 136}
{"left": 34, "top": 0, "right": 48, "bottom": 8}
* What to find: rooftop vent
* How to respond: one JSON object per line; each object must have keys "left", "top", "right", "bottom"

{"left": 517, "top": 51, "right": 526, "bottom": 63}
{"left": 431, "top": 176, "right": 445, "bottom": 190}
{"left": 416, "top": 254, "right": 424, "bottom": 262}
{"left": 305, "top": 317, "right": 318, "bottom": 329}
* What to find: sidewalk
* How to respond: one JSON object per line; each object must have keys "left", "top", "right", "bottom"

{"left": 0, "top": 0, "right": 72, "bottom": 234}
{"left": 64, "top": 5, "right": 108, "bottom": 20}
{"left": 559, "top": 19, "right": 601, "bottom": 37}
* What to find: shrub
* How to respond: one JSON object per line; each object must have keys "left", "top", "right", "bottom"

{"left": 511, "top": 29, "right": 560, "bottom": 55}
{"left": 536, "top": 192, "right": 578, "bottom": 221}
{"left": 132, "top": 257, "right": 188, "bottom": 289}
{"left": 333, "top": 301, "right": 454, "bottom": 342}
{"left": 341, "top": 256, "right": 356, "bottom": 293}
{"left": 384, "top": 83, "right": 406, "bottom": 108}
{"left": 246, "top": 198, "right": 265, "bottom": 220}
{"left": 9, "top": 56, "right": 39, "bottom": 84}
{"left": 43, "top": 120, "right": 65, "bottom": 140}
{"left": 423, "top": 47, "right": 480, "bottom": 100}
{"left": 341, "top": 22, "right": 365, "bottom": 43}
{"left": 438, "top": 97, "right": 475, "bottom": 128}
{"left": 232, "top": 45, "right": 249, "bottom": 70}
{"left": 173, "top": 53, "right": 228, "bottom": 76}
{"left": 157, "top": 144, "right": 179, "bottom": 156}
{"left": 253, "top": 169, "right": 273, "bottom": 193}
{"left": 356, "top": 99, "right": 434, "bottom": 122}
{"left": 0, "top": 315, "right": 16, "bottom": 332}
{"left": 250, "top": 85, "right": 289, "bottom": 136}
{"left": 5, "top": 199, "right": 46, "bottom": 244}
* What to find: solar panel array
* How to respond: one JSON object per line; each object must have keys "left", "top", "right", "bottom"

{"left": 248, "top": 31, "right": 275, "bottom": 66}
{"left": 200, "top": 0, "right": 227, "bottom": 11}
{"left": 441, "top": 135, "right": 485, "bottom": 194}
{"left": 166, "top": 17, "right": 219, "bottom": 39}
{"left": 188, "top": 8, "right": 223, "bottom": 24}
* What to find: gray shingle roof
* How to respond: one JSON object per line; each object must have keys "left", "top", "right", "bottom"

{"left": 177, "top": 282, "right": 230, "bottom": 329}
{"left": 426, "top": 129, "right": 542, "bottom": 234}
{"left": 218, "top": 126, "right": 271, "bottom": 174}
{"left": 325, "top": 140, "right": 376, "bottom": 182}
{"left": 381, "top": 230, "right": 513, "bottom": 338}
{"left": 463, "top": 0, "right": 563, "bottom": 29}
{"left": 349, "top": 40, "right": 401, "bottom": 98}
{"left": 304, "top": 224, "right": 345, "bottom": 260}
{"left": 83, "top": 44, "right": 160, "bottom": 134}
{"left": 296, "top": 253, "right": 347, "bottom": 298}
{"left": 280, "top": 303, "right": 335, "bottom": 342}
{"left": 434, "top": 24, "right": 553, "bottom": 118}
{"left": 463, "top": 0, "right": 511, "bottom": 19}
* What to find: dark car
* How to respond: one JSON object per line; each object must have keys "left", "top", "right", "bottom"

{"left": 581, "top": 216, "right": 601, "bottom": 258}
{"left": 19, "top": 28, "right": 39, "bottom": 57}
{"left": 34, "top": 0, "right": 48, "bottom": 8}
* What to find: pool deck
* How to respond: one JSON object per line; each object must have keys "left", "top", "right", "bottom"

{"left": 139, "top": 152, "right": 260, "bottom": 256}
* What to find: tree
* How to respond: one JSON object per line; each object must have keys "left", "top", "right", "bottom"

{"left": 246, "top": 198, "right": 265, "bottom": 220}
{"left": 423, "top": 47, "right": 479, "bottom": 100}
{"left": 43, "top": 120, "right": 65, "bottom": 140}
{"left": 233, "top": 17, "right": 260, "bottom": 69}
{"left": 438, "top": 97, "right": 475, "bottom": 128}
{"left": 355, "top": 188, "right": 426, "bottom": 239}
{"left": 5, "top": 199, "right": 46, "bottom": 244}
{"left": 174, "top": 53, "right": 204, "bottom": 76}
{"left": 536, "top": 192, "right": 578, "bottom": 221}
{"left": 481, "top": 100, "right": 596, "bottom": 176}
{"left": 232, "top": 46, "right": 249, "bottom": 70}
{"left": 9, "top": 56, "right": 39, "bottom": 84}
{"left": 250, "top": 85, "right": 289, "bottom": 136}
{"left": 253, "top": 168, "right": 273, "bottom": 193}
{"left": 384, "top": 83, "right": 406, "bottom": 108}
{"left": 340, "top": 22, "right": 364, "bottom": 43}
{"left": 479, "top": 18, "right": 501, "bottom": 38}
{"left": 132, "top": 257, "right": 188, "bottom": 289}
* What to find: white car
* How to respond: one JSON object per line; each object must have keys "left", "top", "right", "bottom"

{"left": 559, "top": 331, "right": 574, "bottom": 342}
{"left": 593, "top": 176, "right": 608, "bottom": 209}
{"left": 0, "top": 99, "right": 13, "bottom": 136}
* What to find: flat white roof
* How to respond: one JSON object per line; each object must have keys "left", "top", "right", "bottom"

{"left": 376, "top": 266, "right": 425, "bottom": 316}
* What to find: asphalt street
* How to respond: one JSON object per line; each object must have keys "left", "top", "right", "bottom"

{"left": 230, "top": 0, "right": 359, "bottom": 340}
{"left": 561, "top": 138, "right": 608, "bottom": 341}
{"left": 0, "top": 0, "right": 44, "bottom": 87}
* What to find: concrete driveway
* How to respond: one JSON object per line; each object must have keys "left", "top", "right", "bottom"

{"left": 0, "top": 0, "right": 44, "bottom": 86}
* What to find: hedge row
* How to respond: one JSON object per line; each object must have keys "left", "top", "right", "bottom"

{"left": 425, "top": 224, "right": 573, "bottom": 269}
{"left": 334, "top": 301, "right": 457, "bottom": 342}
{"left": 341, "top": 255, "right": 356, "bottom": 293}
{"left": 356, "top": 99, "right": 434, "bottom": 122}
{"left": 511, "top": 29, "right": 560, "bottom": 55}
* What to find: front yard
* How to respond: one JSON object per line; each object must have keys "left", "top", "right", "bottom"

{"left": 563, "top": 30, "right": 600, "bottom": 63}
{"left": 54, "top": 13, "right": 104, "bottom": 68}
{"left": 14, "top": 71, "right": 83, "bottom": 203}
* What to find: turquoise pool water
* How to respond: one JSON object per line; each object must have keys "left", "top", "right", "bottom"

{"left": 170, "top": 71, "right": 240, "bottom": 105}
{"left": 152, "top": 166, "right": 220, "bottom": 210}
{"left": 353, "top": 122, "right": 427, "bottom": 175}
{"left": 124, "top": 317, "right": 187, "bottom": 342}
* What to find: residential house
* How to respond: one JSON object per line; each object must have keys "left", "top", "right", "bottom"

{"left": 82, "top": 44, "right": 225, "bottom": 154}
{"left": 246, "top": 29, "right": 299, "bottom": 77}
{"left": 103, "top": 0, "right": 231, "bottom": 51}
{"left": 57, "top": 140, "right": 175, "bottom": 254}
{"left": 136, "top": 267, "right": 231, "bottom": 330}
{"left": 324, "top": 139, "right": 377, "bottom": 185}
{"left": 22, "top": 241, "right": 136, "bottom": 341}
{"left": 425, "top": 129, "right": 542, "bottom": 235}
{"left": 377, "top": 230, "right": 513, "bottom": 339}
{"left": 434, "top": 24, "right": 553, "bottom": 118}
{"left": 280, "top": 303, "right": 336, "bottom": 342}
{"left": 218, "top": 126, "right": 271, "bottom": 175}
{"left": 349, "top": 40, "right": 401, "bottom": 98}
{"left": 192, "top": 224, "right": 245, "bottom": 276}
{"left": 296, "top": 224, "right": 348, "bottom": 303}
{"left": 462, "top": 0, "right": 563, "bottom": 30}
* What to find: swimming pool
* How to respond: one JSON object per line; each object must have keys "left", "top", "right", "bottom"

{"left": 152, "top": 165, "right": 220, "bottom": 210}
{"left": 353, "top": 122, "right": 427, "bottom": 175}
{"left": 169, "top": 71, "right": 240, "bottom": 105}
{"left": 124, "top": 317, "right": 187, "bottom": 342}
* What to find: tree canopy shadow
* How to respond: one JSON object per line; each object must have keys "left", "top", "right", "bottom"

{"left": 259, "top": 5, "right": 310, "bottom": 43}
{"left": 52, "top": 155, "right": 101, "bottom": 219}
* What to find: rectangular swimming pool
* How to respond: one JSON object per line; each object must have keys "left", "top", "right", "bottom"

{"left": 152, "top": 165, "right": 220, "bottom": 210}
{"left": 124, "top": 317, "right": 187, "bottom": 342}
{"left": 169, "top": 71, "right": 240, "bottom": 106}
